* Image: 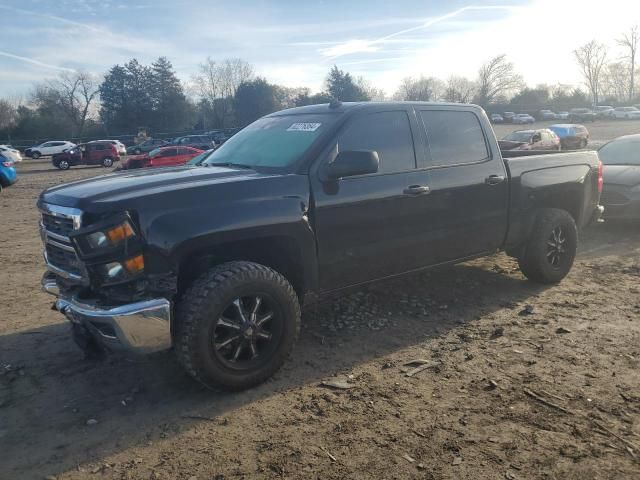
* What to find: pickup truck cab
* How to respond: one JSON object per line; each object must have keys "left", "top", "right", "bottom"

{"left": 38, "top": 102, "right": 603, "bottom": 390}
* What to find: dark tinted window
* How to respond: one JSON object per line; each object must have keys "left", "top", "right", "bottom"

{"left": 338, "top": 111, "right": 415, "bottom": 173}
{"left": 599, "top": 139, "right": 640, "bottom": 165}
{"left": 420, "top": 110, "right": 489, "bottom": 166}
{"left": 93, "top": 143, "right": 106, "bottom": 150}
{"left": 162, "top": 148, "right": 178, "bottom": 157}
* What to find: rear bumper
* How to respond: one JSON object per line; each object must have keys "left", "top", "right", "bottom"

{"left": 42, "top": 273, "right": 172, "bottom": 354}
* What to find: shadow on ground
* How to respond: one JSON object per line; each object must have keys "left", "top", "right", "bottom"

{"left": 0, "top": 260, "right": 547, "bottom": 479}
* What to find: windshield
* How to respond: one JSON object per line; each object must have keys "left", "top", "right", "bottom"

{"left": 504, "top": 131, "right": 533, "bottom": 142}
{"left": 202, "top": 114, "right": 337, "bottom": 169}
{"left": 148, "top": 148, "right": 162, "bottom": 157}
{"left": 599, "top": 139, "right": 640, "bottom": 165}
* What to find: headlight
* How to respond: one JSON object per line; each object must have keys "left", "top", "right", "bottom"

{"left": 96, "top": 254, "right": 145, "bottom": 284}
{"left": 76, "top": 220, "right": 136, "bottom": 255}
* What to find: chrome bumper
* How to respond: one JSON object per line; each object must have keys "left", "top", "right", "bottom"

{"left": 42, "top": 273, "right": 172, "bottom": 354}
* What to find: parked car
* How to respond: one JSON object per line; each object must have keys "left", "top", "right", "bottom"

{"left": 594, "top": 106, "right": 614, "bottom": 119}
{"left": 490, "top": 113, "right": 504, "bottom": 123}
{"left": 499, "top": 129, "right": 561, "bottom": 151}
{"left": 548, "top": 124, "right": 590, "bottom": 149}
{"left": 51, "top": 141, "right": 120, "bottom": 170}
{"left": 38, "top": 101, "right": 603, "bottom": 390}
{"left": 512, "top": 113, "right": 535, "bottom": 124}
{"left": 568, "top": 108, "right": 596, "bottom": 122}
{"left": 556, "top": 111, "right": 569, "bottom": 120}
{"left": 611, "top": 106, "right": 640, "bottom": 120}
{"left": 95, "top": 140, "right": 127, "bottom": 156}
{"left": 0, "top": 153, "right": 17, "bottom": 193}
{"left": 121, "top": 146, "right": 203, "bottom": 170}
{"left": 126, "top": 138, "right": 169, "bottom": 155}
{"left": 502, "top": 112, "right": 516, "bottom": 123}
{"left": 538, "top": 110, "right": 557, "bottom": 120}
{"left": 171, "top": 135, "right": 216, "bottom": 150}
{"left": 27, "top": 141, "right": 76, "bottom": 159}
{"left": 598, "top": 134, "right": 640, "bottom": 220}
{"left": 0, "top": 144, "right": 22, "bottom": 162}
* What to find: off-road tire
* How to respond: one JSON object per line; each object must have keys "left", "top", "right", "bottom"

{"left": 32, "top": 151, "right": 41, "bottom": 159}
{"left": 518, "top": 208, "right": 577, "bottom": 284}
{"left": 102, "top": 157, "right": 114, "bottom": 168}
{"left": 175, "top": 261, "right": 301, "bottom": 390}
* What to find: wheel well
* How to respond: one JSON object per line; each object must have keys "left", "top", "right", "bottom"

{"left": 177, "top": 236, "right": 307, "bottom": 300}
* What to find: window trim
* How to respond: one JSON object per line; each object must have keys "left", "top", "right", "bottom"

{"left": 417, "top": 108, "right": 493, "bottom": 170}
{"left": 331, "top": 108, "right": 419, "bottom": 178}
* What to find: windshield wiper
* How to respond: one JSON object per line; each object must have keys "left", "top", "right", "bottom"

{"left": 205, "top": 162, "right": 253, "bottom": 169}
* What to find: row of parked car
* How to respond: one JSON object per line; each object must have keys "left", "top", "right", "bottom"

{"left": 13, "top": 128, "right": 238, "bottom": 170}
{"left": 491, "top": 105, "right": 640, "bottom": 124}
{"left": 499, "top": 123, "right": 590, "bottom": 151}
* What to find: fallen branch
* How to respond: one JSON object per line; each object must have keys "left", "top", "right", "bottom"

{"left": 592, "top": 420, "right": 638, "bottom": 456}
{"left": 523, "top": 388, "right": 573, "bottom": 415}
{"left": 319, "top": 446, "right": 337, "bottom": 462}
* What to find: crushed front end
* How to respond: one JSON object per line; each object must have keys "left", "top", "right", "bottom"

{"left": 39, "top": 203, "right": 174, "bottom": 354}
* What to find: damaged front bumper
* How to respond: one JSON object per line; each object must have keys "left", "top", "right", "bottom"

{"left": 42, "top": 272, "right": 172, "bottom": 354}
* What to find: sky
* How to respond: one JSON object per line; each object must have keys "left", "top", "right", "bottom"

{"left": 0, "top": 0, "right": 639, "bottom": 97}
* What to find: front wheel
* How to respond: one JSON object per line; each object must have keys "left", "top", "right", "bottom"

{"left": 175, "top": 261, "right": 301, "bottom": 390}
{"left": 518, "top": 209, "right": 577, "bottom": 284}
{"left": 32, "top": 151, "right": 41, "bottom": 159}
{"left": 57, "top": 160, "right": 70, "bottom": 170}
{"left": 102, "top": 157, "right": 114, "bottom": 168}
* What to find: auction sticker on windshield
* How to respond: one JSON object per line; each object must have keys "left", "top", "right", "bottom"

{"left": 287, "top": 123, "right": 322, "bottom": 132}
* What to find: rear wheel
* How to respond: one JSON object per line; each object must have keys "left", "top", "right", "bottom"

{"left": 58, "top": 160, "right": 70, "bottom": 170}
{"left": 102, "top": 157, "right": 114, "bottom": 168}
{"left": 518, "top": 209, "right": 577, "bottom": 284}
{"left": 175, "top": 261, "right": 301, "bottom": 390}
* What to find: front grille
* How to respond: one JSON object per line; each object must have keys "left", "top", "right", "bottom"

{"left": 42, "top": 213, "right": 74, "bottom": 237}
{"left": 600, "top": 190, "right": 629, "bottom": 206}
{"left": 46, "top": 242, "right": 83, "bottom": 276}
{"left": 40, "top": 204, "right": 85, "bottom": 282}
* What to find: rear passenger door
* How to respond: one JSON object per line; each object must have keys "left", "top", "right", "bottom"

{"left": 153, "top": 148, "right": 178, "bottom": 167}
{"left": 416, "top": 108, "right": 509, "bottom": 261}
{"left": 311, "top": 107, "right": 432, "bottom": 291}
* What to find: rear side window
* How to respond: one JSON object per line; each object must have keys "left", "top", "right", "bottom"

{"left": 93, "top": 144, "right": 105, "bottom": 150}
{"left": 162, "top": 148, "right": 177, "bottom": 157}
{"left": 338, "top": 111, "right": 416, "bottom": 173}
{"left": 420, "top": 110, "right": 489, "bottom": 166}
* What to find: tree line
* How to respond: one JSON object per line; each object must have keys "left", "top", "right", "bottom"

{"left": 0, "top": 26, "right": 637, "bottom": 144}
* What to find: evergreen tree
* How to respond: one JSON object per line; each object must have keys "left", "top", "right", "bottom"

{"left": 325, "top": 66, "right": 370, "bottom": 102}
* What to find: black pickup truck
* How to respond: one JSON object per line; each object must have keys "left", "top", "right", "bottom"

{"left": 38, "top": 102, "right": 603, "bottom": 390}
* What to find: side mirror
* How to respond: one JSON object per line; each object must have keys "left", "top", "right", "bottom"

{"left": 326, "top": 150, "right": 379, "bottom": 179}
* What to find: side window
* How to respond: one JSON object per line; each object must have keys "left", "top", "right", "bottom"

{"left": 420, "top": 110, "right": 489, "bottom": 166}
{"left": 178, "top": 148, "right": 191, "bottom": 155}
{"left": 163, "top": 148, "right": 177, "bottom": 157}
{"left": 93, "top": 144, "right": 105, "bottom": 151}
{"left": 338, "top": 111, "right": 416, "bottom": 174}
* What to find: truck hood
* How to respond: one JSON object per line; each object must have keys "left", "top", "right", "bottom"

{"left": 39, "top": 165, "right": 279, "bottom": 210}
{"left": 603, "top": 165, "right": 640, "bottom": 187}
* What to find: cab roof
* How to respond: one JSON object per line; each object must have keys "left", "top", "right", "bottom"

{"left": 269, "top": 101, "right": 484, "bottom": 116}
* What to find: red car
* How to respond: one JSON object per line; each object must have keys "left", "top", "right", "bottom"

{"left": 121, "top": 146, "right": 203, "bottom": 170}
{"left": 51, "top": 141, "right": 120, "bottom": 170}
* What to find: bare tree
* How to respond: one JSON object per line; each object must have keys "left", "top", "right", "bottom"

{"left": 574, "top": 40, "right": 607, "bottom": 105}
{"left": 193, "top": 57, "right": 253, "bottom": 127}
{"left": 443, "top": 76, "right": 477, "bottom": 103}
{"left": 393, "top": 76, "right": 444, "bottom": 101}
{"left": 0, "top": 99, "right": 16, "bottom": 131}
{"left": 41, "top": 71, "right": 100, "bottom": 138}
{"left": 475, "top": 54, "right": 523, "bottom": 105}
{"left": 617, "top": 25, "right": 638, "bottom": 100}
{"left": 603, "top": 62, "right": 630, "bottom": 101}
{"left": 356, "top": 76, "right": 386, "bottom": 101}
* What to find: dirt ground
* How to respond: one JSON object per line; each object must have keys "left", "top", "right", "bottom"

{"left": 1, "top": 130, "right": 639, "bottom": 480}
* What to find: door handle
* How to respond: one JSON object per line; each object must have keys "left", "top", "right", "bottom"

{"left": 403, "top": 185, "right": 431, "bottom": 195}
{"left": 485, "top": 175, "right": 506, "bottom": 186}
